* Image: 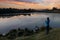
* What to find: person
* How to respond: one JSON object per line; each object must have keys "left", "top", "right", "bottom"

{"left": 45, "top": 17, "right": 50, "bottom": 35}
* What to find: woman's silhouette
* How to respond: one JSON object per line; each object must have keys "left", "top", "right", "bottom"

{"left": 45, "top": 17, "right": 50, "bottom": 34}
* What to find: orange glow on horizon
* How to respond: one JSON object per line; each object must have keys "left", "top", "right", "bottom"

{"left": 0, "top": 0, "right": 60, "bottom": 9}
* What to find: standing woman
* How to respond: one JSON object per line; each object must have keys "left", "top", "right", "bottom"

{"left": 45, "top": 17, "right": 50, "bottom": 35}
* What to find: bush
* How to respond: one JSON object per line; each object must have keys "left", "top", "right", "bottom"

{"left": 0, "top": 34, "right": 3, "bottom": 37}
{"left": 40, "top": 26, "right": 52, "bottom": 31}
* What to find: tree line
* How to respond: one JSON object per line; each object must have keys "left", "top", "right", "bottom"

{"left": 0, "top": 8, "right": 38, "bottom": 14}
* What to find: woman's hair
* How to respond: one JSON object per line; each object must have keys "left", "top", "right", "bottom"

{"left": 47, "top": 17, "right": 49, "bottom": 20}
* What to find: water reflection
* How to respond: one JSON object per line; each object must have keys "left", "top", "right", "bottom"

{"left": 0, "top": 13, "right": 31, "bottom": 18}
{"left": 0, "top": 13, "right": 60, "bottom": 34}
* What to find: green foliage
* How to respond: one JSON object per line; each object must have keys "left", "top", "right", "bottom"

{"left": 0, "top": 26, "right": 52, "bottom": 40}
{"left": 15, "top": 28, "right": 60, "bottom": 40}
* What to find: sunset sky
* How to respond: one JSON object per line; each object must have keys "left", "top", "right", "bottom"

{"left": 0, "top": 0, "right": 60, "bottom": 9}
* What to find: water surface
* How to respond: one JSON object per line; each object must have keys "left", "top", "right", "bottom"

{"left": 0, "top": 13, "right": 60, "bottom": 34}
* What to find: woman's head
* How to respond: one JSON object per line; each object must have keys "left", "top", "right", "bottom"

{"left": 47, "top": 17, "right": 49, "bottom": 20}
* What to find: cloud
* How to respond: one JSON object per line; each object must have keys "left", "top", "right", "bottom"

{"left": 0, "top": 1, "right": 47, "bottom": 9}
{"left": 0, "top": 0, "right": 60, "bottom": 9}
{"left": 0, "top": 0, "right": 60, "bottom": 4}
{"left": 0, "top": 0, "right": 60, "bottom": 3}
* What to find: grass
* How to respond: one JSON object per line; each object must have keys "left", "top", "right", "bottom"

{"left": 15, "top": 28, "right": 60, "bottom": 40}
{"left": 0, "top": 28, "right": 60, "bottom": 40}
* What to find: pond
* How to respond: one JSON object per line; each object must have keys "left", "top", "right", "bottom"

{"left": 0, "top": 13, "right": 60, "bottom": 34}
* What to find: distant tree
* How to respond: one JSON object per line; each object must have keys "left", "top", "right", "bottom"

{"left": 52, "top": 7, "right": 57, "bottom": 10}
